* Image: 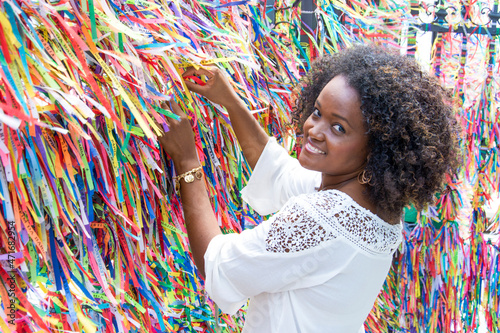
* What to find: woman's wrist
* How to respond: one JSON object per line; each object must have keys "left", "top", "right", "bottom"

{"left": 160, "top": 145, "right": 199, "bottom": 174}
{"left": 222, "top": 92, "right": 245, "bottom": 111}
{"left": 174, "top": 158, "right": 202, "bottom": 175}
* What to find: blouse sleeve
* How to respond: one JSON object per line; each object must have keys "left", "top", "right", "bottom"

{"left": 240, "top": 137, "right": 321, "bottom": 215}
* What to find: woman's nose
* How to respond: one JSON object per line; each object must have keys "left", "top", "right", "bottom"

{"left": 307, "top": 119, "right": 326, "bottom": 141}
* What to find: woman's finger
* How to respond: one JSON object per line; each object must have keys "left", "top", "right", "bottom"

{"left": 160, "top": 101, "right": 170, "bottom": 111}
{"left": 159, "top": 100, "right": 181, "bottom": 120}
{"left": 183, "top": 67, "right": 220, "bottom": 94}
{"left": 162, "top": 115, "right": 171, "bottom": 125}
{"left": 182, "top": 67, "right": 197, "bottom": 77}
{"left": 156, "top": 102, "right": 174, "bottom": 132}
{"left": 182, "top": 66, "right": 215, "bottom": 79}
{"left": 151, "top": 116, "right": 167, "bottom": 138}
{"left": 168, "top": 101, "right": 184, "bottom": 117}
{"left": 184, "top": 80, "right": 204, "bottom": 94}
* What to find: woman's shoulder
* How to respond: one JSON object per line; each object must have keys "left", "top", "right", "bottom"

{"left": 290, "top": 190, "right": 402, "bottom": 254}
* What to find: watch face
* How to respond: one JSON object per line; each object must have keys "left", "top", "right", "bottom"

{"left": 185, "top": 174, "right": 195, "bottom": 183}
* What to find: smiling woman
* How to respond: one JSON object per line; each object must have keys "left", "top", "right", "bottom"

{"left": 157, "top": 44, "right": 461, "bottom": 332}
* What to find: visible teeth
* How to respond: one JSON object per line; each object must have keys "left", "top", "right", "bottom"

{"left": 307, "top": 143, "right": 325, "bottom": 154}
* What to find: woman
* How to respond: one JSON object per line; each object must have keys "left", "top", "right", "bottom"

{"left": 158, "top": 45, "right": 460, "bottom": 332}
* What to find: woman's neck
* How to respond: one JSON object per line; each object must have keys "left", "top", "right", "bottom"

{"left": 318, "top": 174, "right": 358, "bottom": 192}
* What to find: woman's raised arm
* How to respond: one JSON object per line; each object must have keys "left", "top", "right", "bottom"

{"left": 183, "top": 67, "right": 269, "bottom": 169}
{"left": 157, "top": 101, "right": 221, "bottom": 278}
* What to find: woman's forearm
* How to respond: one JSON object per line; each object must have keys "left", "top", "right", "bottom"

{"left": 174, "top": 159, "right": 221, "bottom": 279}
{"left": 223, "top": 96, "right": 269, "bottom": 170}
{"left": 158, "top": 101, "right": 222, "bottom": 280}
{"left": 173, "top": 98, "right": 268, "bottom": 279}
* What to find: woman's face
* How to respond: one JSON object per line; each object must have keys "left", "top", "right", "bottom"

{"left": 299, "top": 75, "right": 369, "bottom": 186}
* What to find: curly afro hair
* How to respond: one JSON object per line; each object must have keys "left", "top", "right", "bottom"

{"left": 292, "top": 44, "right": 461, "bottom": 220}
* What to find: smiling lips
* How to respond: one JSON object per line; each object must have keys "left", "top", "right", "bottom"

{"left": 304, "top": 141, "right": 326, "bottom": 155}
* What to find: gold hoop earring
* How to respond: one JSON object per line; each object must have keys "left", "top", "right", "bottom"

{"left": 358, "top": 170, "right": 371, "bottom": 185}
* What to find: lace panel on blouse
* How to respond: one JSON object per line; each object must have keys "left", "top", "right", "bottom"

{"left": 265, "top": 198, "right": 336, "bottom": 253}
{"left": 265, "top": 190, "right": 401, "bottom": 255}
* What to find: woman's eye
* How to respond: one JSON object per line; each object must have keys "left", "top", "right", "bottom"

{"left": 332, "top": 124, "right": 345, "bottom": 133}
{"left": 312, "top": 108, "right": 321, "bottom": 117}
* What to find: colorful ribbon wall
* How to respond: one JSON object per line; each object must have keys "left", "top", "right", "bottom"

{"left": 0, "top": 0, "right": 499, "bottom": 332}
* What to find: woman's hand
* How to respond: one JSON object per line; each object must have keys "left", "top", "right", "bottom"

{"left": 183, "top": 67, "right": 241, "bottom": 108}
{"left": 157, "top": 101, "right": 200, "bottom": 173}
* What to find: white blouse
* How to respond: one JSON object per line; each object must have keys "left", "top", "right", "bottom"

{"left": 204, "top": 138, "right": 402, "bottom": 333}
